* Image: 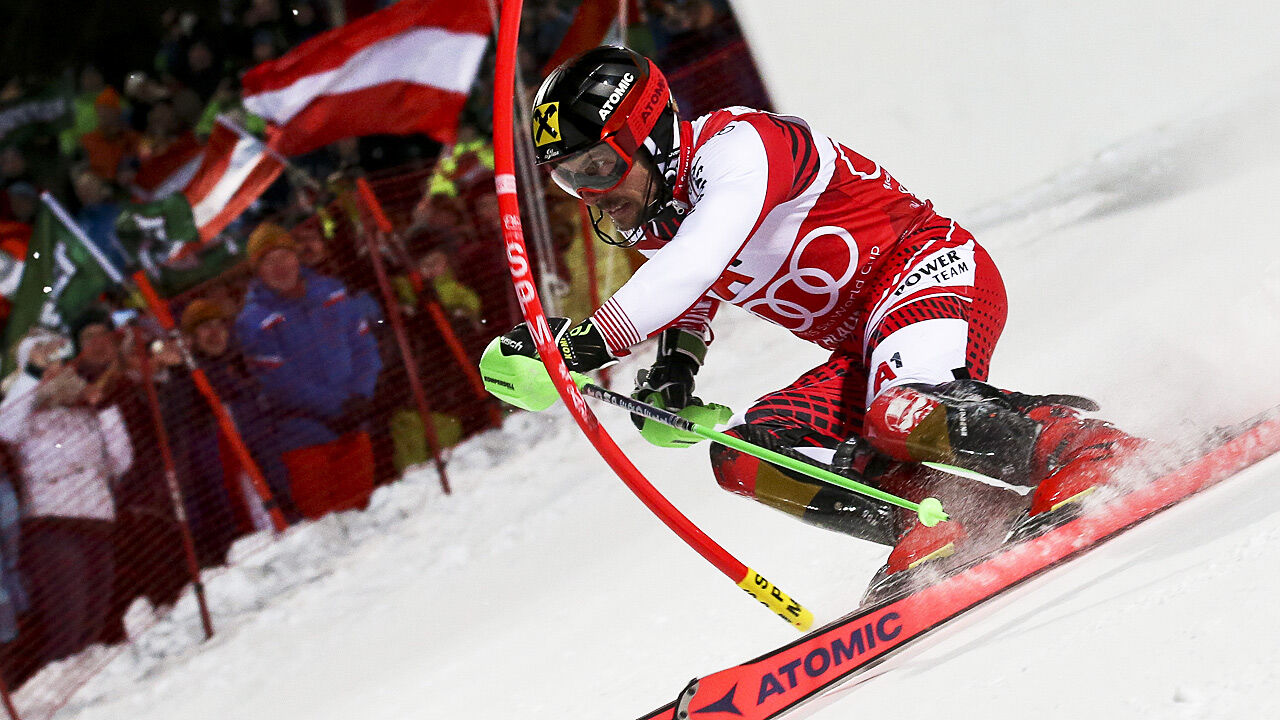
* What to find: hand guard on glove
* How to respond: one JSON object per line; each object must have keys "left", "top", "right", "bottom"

{"left": 479, "top": 317, "right": 615, "bottom": 411}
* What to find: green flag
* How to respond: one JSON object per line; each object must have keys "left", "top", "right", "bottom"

{"left": 2, "top": 205, "right": 114, "bottom": 374}
{"left": 0, "top": 85, "right": 72, "bottom": 149}
{"left": 115, "top": 194, "right": 242, "bottom": 297}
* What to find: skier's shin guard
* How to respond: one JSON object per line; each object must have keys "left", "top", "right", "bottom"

{"left": 708, "top": 425, "right": 904, "bottom": 547}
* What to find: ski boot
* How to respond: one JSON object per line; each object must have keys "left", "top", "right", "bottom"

{"left": 865, "top": 380, "right": 1149, "bottom": 542}
{"left": 1009, "top": 407, "right": 1151, "bottom": 541}
{"left": 861, "top": 462, "right": 1027, "bottom": 605}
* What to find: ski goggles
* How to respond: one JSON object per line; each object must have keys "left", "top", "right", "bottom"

{"left": 547, "top": 139, "right": 635, "bottom": 199}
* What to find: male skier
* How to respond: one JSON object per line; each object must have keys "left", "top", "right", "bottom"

{"left": 488, "top": 46, "right": 1146, "bottom": 581}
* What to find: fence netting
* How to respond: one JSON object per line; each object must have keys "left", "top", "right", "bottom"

{"left": 0, "top": 1, "right": 770, "bottom": 717}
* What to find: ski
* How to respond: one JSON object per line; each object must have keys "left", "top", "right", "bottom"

{"left": 635, "top": 406, "right": 1280, "bottom": 720}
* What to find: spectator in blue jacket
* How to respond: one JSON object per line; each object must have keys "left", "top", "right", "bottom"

{"left": 235, "top": 222, "right": 381, "bottom": 519}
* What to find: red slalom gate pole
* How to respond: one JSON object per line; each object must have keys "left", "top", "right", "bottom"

{"left": 354, "top": 178, "right": 452, "bottom": 495}
{"left": 135, "top": 347, "right": 216, "bottom": 639}
{"left": 492, "top": 0, "right": 812, "bottom": 631}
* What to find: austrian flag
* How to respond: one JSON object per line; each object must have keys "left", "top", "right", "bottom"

{"left": 182, "top": 119, "right": 284, "bottom": 242}
{"left": 241, "top": 0, "right": 489, "bottom": 157}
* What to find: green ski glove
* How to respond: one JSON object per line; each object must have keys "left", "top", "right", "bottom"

{"left": 479, "top": 319, "right": 590, "bottom": 411}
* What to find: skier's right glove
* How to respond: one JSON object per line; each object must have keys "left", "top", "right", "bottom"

{"left": 479, "top": 317, "right": 597, "bottom": 411}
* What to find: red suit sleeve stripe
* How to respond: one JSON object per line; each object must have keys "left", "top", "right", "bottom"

{"left": 593, "top": 298, "right": 643, "bottom": 355}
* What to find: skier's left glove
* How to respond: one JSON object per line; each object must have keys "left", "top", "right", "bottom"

{"left": 629, "top": 393, "right": 733, "bottom": 448}
{"left": 478, "top": 317, "right": 615, "bottom": 411}
{"left": 630, "top": 328, "right": 731, "bottom": 448}
{"left": 632, "top": 327, "right": 706, "bottom": 412}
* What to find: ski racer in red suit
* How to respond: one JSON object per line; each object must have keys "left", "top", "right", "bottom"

{"left": 500, "top": 46, "right": 1146, "bottom": 580}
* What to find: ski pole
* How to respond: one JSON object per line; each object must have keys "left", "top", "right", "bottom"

{"left": 575, "top": 380, "right": 951, "bottom": 528}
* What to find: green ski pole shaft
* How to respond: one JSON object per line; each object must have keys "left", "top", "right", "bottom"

{"left": 576, "top": 381, "right": 950, "bottom": 527}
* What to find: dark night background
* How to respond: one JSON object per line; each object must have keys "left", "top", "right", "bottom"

{"left": 1, "top": 0, "right": 219, "bottom": 82}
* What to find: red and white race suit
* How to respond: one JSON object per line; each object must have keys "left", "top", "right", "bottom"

{"left": 590, "top": 107, "right": 1007, "bottom": 436}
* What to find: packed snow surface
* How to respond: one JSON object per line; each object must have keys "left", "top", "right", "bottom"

{"left": 42, "top": 2, "right": 1280, "bottom": 718}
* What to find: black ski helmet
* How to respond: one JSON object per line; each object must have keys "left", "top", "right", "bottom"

{"left": 530, "top": 46, "right": 679, "bottom": 208}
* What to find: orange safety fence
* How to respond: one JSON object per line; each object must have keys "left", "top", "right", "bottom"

{"left": 0, "top": 1, "right": 771, "bottom": 716}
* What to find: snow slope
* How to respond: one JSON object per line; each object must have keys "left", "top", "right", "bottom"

{"left": 40, "top": 3, "right": 1280, "bottom": 719}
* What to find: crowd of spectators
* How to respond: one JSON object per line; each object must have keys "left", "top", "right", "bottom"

{"left": 0, "top": 0, "right": 430, "bottom": 689}
{"left": 0, "top": 0, "right": 762, "bottom": 704}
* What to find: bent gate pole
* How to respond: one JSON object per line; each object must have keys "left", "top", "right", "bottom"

{"left": 492, "top": 0, "right": 812, "bottom": 632}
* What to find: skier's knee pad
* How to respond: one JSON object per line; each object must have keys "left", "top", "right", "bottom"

{"left": 710, "top": 426, "right": 904, "bottom": 546}
{"left": 864, "top": 380, "right": 1039, "bottom": 482}
{"left": 710, "top": 422, "right": 829, "bottom": 497}
{"left": 710, "top": 441, "right": 901, "bottom": 546}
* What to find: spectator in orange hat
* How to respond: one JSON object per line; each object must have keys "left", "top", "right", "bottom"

{"left": 169, "top": 298, "right": 299, "bottom": 557}
{"left": 79, "top": 87, "right": 141, "bottom": 182}
{"left": 235, "top": 222, "right": 382, "bottom": 519}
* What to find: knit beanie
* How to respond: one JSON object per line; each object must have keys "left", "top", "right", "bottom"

{"left": 180, "top": 298, "right": 229, "bottom": 335}
{"left": 247, "top": 222, "right": 297, "bottom": 269}
{"left": 95, "top": 87, "right": 122, "bottom": 109}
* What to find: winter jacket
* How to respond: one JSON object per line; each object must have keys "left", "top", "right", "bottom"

{"left": 166, "top": 352, "right": 298, "bottom": 525}
{"left": 0, "top": 375, "right": 131, "bottom": 522}
{"left": 235, "top": 268, "right": 383, "bottom": 452}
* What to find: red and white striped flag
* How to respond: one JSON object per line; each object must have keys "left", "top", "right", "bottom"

{"left": 133, "top": 132, "right": 204, "bottom": 201}
{"left": 241, "top": 0, "right": 489, "bottom": 157}
{"left": 181, "top": 119, "right": 284, "bottom": 242}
